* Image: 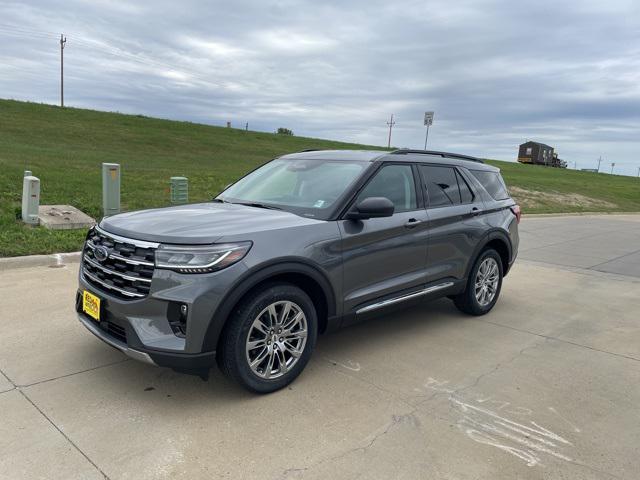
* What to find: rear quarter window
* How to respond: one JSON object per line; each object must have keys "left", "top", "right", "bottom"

{"left": 470, "top": 170, "right": 510, "bottom": 200}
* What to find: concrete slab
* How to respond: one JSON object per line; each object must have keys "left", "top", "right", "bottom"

{"left": 38, "top": 205, "right": 95, "bottom": 230}
{"left": 519, "top": 214, "right": 640, "bottom": 277}
{"left": 0, "top": 390, "right": 104, "bottom": 480}
{"left": 519, "top": 248, "right": 607, "bottom": 268}
{"left": 23, "top": 361, "right": 413, "bottom": 480}
{"left": 0, "top": 263, "right": 124, "bottom": 386}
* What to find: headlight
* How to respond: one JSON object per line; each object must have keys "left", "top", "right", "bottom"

{"left": 155, "top": 242, "right": 252, "bottom": 274}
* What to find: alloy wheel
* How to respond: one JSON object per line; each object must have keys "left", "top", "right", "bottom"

{"left": 475, "top": 257, "right": 499, "bottom": 307}
{"left": 245, "top": 300, "right": 308, "bottom": 379}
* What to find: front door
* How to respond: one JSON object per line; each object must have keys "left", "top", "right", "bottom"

{"left": 338, "top": 163, "right": 428, "bottom": 315}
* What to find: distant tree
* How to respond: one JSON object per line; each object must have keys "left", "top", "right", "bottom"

{"left": 276, "top": 127, "right": 294, "bottom": 136}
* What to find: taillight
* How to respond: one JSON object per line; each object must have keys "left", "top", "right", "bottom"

{"left": 510, "top": 205, "right": 521, "bottom": 224}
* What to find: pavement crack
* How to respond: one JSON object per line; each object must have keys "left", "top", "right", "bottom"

{"left": 18, "top": 389, "right": 110, "bottom": 479}
{"left": 18, "top": 358, "right": 130, "bottom": 388}
{"left": 278, "top": 412, "right": 417, "bottom": 479}
{"left": 478, "top": 319, "right": 640, "bottom": 363}
{"left": 0, "top": 367, "right": 17, "bottom": 394}
{"left": 588, "top": 247, "right": 640, "bottom": 269}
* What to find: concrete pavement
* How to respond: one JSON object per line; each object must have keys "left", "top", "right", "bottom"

{"left": 0, "top": 214, "right": 639, "bottom": 479}
{"left": 518, "top": 214, "right": 640, "bottom": 277}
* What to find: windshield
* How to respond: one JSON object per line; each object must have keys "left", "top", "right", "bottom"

{"left": 218, "top": 158, "right": 369, "bottom": 218}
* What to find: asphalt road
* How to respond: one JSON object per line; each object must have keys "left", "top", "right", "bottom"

{"left": 0, "top": 214, "right": 639, "bottom": 480}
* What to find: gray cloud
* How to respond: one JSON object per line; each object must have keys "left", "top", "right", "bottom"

{"left": 1, "top": 0, "right": 639, "bottom": 175}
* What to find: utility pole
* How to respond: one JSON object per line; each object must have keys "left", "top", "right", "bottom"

{"left": 386, "top": 114, "right": 395, "bottom": 148}
{"left": 60, "top": 34, "right": 66, "bottom": 108}
{"left": 245, "top": 122, "right": 248, "bottom": 131}
{"left": 610, "top": 162, "right": 615, "bottom": 174}
{"left": 637, "top": 166, "right": 639, "bottom": 177}
{"left": 597, "top": 156, "right": 602, "bottom": 172}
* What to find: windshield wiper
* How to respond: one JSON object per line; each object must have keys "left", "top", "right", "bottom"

{"left": 232, "top": 201, "right": 282, "bottom": 211}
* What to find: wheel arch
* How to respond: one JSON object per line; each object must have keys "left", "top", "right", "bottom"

{"left": 202, "top": 260, "right": 337, "bottom": 353}
{"left": 465, "top": 229, "right": 513, "bottom": 280}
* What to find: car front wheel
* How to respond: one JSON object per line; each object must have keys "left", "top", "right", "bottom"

{"left": 218, "top": 283, "right": 317, "bottom": 393}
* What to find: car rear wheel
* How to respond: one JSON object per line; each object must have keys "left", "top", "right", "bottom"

{"left": 217, "top": 283, "right": 317, "bottom": 393}
{"left": 452, "top": 248, "right": 503, "bottom": 315}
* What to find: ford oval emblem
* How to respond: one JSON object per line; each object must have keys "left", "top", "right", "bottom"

{"left": 94, "top": 245, "right": 110, "bottom": 262}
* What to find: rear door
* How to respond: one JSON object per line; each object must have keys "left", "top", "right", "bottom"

{"left": 339, "top": 163, "right": 428, "bottom": 314}
{"left": 419, "top": 164, "right": 486, "bottom": 283}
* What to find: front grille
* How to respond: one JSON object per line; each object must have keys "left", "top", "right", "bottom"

{"left": 82, "top": 227, "right": 157, "bottom": 300}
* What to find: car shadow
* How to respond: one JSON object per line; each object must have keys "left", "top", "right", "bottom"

{"left": 82, "top": 297, "right": 469, "bottom": 406}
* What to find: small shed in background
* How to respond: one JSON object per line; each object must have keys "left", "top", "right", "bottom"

{"left": 518, "top": 141, "right": 555, "bottom": 166}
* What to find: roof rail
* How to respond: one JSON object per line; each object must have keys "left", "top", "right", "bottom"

{"left": 299, "top": 148, "right": 322, "bottom": 152}
{"left": 390, "top": 149, "right": 484, "bottom": 163}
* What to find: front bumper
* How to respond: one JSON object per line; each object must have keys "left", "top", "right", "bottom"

{"left": 77, "top": 312, "right": 156, "bottom": 365}
{"left": 77, "top": 310, "right": 217, "bottom": 372}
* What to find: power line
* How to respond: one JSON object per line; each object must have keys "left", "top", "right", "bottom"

{"left": 0, "top": 24, "right": 228, "bottom": 89}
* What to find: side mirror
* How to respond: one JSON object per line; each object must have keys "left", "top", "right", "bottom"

{"left": 346, "top": 197, "right": 394, "bottom": 220}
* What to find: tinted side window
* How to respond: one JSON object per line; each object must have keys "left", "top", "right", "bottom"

{"left": 356, "top": 164, "right": 417, "bottom": 213}
{"left": 470, "top": 170, "right": 510, "bottom": 200}
{"left": 421, "top": 165, "right": 461, "bottom": 207}
{"left": 456, "top": 171, "right": 474, "bottom": 204}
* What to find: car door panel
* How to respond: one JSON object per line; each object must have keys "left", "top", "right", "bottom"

{"left": 420, "top": 165, "right": 485, "bottom": 283}
{"left": 338, "top": 163, "right": 428, "bottom": 316}
{"left": 339, "top": 211, "right": 428, "bottom": 312}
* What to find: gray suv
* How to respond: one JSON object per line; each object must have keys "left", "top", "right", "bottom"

{"left": 76, "top": 149, "right": 520, "bottom": 392}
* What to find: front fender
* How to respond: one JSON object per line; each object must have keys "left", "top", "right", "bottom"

{"left": 201, "top": 258, "right": 337, "bottom": 352}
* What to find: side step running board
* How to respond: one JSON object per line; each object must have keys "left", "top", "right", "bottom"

{"left": 356, "top": 282, "right": 454, "bottom": 315}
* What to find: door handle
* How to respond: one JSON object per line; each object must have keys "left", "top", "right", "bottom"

{"left": 470, "top": 207, "right": 481, "bottom": 217}
{"left": 404, "top": 218, "right": 422, "bottom": 228}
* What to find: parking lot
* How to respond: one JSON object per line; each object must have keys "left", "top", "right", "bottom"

{"left": 1, "top": 214, "right": 639, "bottom": 480}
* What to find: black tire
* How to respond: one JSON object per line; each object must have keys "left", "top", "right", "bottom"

{"left": 217, "top": 282, "right": 318, "bottom": 393}
{"left": 452, "top": 248, "right": 503, "bottom": 315}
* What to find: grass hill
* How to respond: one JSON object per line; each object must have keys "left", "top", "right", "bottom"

{"left": 1, "top": 99, "right": 638, "bottom": 257}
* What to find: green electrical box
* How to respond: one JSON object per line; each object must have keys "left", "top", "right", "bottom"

{"left": 102, "top": 163, "right": 121, "bottom": 216}
{"left": 170, "top": 177, "right": 189, "bottom": 204}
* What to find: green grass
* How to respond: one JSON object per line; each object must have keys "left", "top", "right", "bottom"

{"left": 1, "top": 99, "right": 638, "bottom": 257}
{"left": 486, "top": 159, "right": 640, "bottom": 214}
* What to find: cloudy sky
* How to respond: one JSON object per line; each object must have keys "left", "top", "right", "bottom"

{"left": 1, "top": 0, "right": 640, "bottom": 175}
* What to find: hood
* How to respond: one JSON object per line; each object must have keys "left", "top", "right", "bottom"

{"left": 99, "top": 202, "right": 323, "bottom": 244}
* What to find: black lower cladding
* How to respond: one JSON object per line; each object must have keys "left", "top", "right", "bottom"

{"left": 76, "top": 290, "right": 216, "bottom": 374}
